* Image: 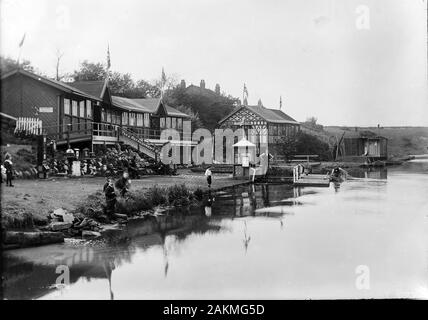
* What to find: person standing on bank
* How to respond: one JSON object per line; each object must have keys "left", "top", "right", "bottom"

{"left": 115, "top": 171, "right": 131, "bottom": 197}
{"left": 4, "top": 154, "right": 14, "bottom": 187}
{"left": 205, "top": 166, "right": 212, "bottom": 188}
{"left": 103, "top": 177, "right": 117, "bottom": 217}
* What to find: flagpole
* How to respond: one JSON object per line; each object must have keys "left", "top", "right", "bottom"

{"left": 17, "top": 33, "right": 26, "bottom": 68}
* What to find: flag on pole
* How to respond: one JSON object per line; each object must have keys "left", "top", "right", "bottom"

{"left": 161, "top": 67, "right": 167, "bottom": 87}
{"left": 243, "top": 83, "right": 249, "bottom": 106}
{"left": 243, "top": 83, "right": 248, "bottom": 98}
{"left": 160, "top": 67, "right": 167, "bottom": 98}
{"left": 107, "top": 44, "right": 111, "bottom": 70}
{"left": 280, "top": 96, "right": 282, "bottom": 109}
{"left": 18, "top": 33, "right": 26, "bottom": 48}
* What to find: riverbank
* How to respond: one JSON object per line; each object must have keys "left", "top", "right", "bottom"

{"left": 1, "top": 169, "right": 252, "bottom": 249}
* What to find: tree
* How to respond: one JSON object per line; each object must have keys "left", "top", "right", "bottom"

{"left": 173, "top": 105, "right": 203, "bottom": 129}
{"left": 108, "top": 71, "right": 135, "bottom": 96}
{"left": 304, "top": 116, "right": 324, "bottom": 131}
{"left": 278, "top": 131, "right": 332, "bottom": 161}
{"left": 0, "top": 55, "right": 35, "bottom": 75}
{"left": 73, "top": 60, "right": 106, "bottom": 81}
{"left": 164, "top": 84, "right": 239, "bottom": 131}
{"left": 135, "top": 79, "right": 160, "bottom": 98}
{"left": 55, "top": 49, "right": 64, "bottom": 81}
{"left": 278, "top": 134, "right": 298, "bottom": 161}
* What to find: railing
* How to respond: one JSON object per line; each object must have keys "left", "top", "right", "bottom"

{"left": 122, "top": 127, "right": 192, "bottom": 141}
{"left": 93, "top": 123, "right": 120, "bottom": 137}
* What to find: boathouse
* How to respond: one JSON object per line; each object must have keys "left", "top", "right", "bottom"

{"left": 217, "top": 104, "right": 300, "bottom": 162}
{"left": 339, "top": 130, "right": 388, "bottom": 161}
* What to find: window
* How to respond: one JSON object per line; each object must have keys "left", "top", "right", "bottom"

{"left": 177, "top": 118, "right": 183, "bottom": 130}
{"left": 79, "top": 101, "right": 85, "bottom": 118}
{"left": 166, "top": 117, "right": 171, "bottom": 128}
{"left": 129, "top": 113, "right": 136, "bottom": 126}
{"left": 270, "top": 125, "right": 278, "bottom": 136}
{"left": 171, "top": 117, "right": 176, "bottom": 129}
{"left": 160, "top": 117, "right": 166, "bottom": 128}
{"left": 72, "top": 100, "right": 78, "bottom": 116}
{"left": 137, "top": 113, "right": 143, "bottom": 127}
{"left": 106, "top": 110, "right": 112, "bottom": 123}
{"left": 86, "top": 100, "right": 92, "bottom": 118}
{"left": 64, "top": 98, "right": 70, "bottom": 115}
{"left": 101, "top": 108, "right": 106, "bottom": 122}
{"left": 144, "top": 113, "right": 150, "bottom": 128}
{"left": 122, "top": 112, "right": 128, "bottom": 125}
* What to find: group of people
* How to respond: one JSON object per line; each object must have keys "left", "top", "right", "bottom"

{"left": 1, "top": 153, "right": 14, "bottom": 187}
{"left": 103, "top": 171, "right": 131, "bottom": 217}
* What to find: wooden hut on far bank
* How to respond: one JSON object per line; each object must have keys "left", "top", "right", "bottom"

{"left": 338, "top": 130, "right": 388, "bottom": 161}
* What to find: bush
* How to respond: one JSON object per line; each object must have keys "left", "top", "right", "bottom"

{"left": 167, "top": 184, "right": 193, "bottom": 206}
{"left": 278, "top": 132, "right": 332, "bottom": 161}
{"left": 77, "top": 184, "right": 200, "bottom": 219}
{"left": 145, "top": 185, "right": 168, "bottom": 206}
{"left": 193, "top": 187, "right": 204, "bottom": 201}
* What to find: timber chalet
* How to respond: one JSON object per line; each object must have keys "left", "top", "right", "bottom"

{"left": 1, "top": 68, "right": 191, "bottom": 160}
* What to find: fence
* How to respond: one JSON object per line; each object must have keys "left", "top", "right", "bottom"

{"left": 14, "top": 117, "right": 43, "bottom": 136}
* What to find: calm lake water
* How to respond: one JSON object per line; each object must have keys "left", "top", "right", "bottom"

{"left": 3, "top": 158, "right": 428, "bottom": 300}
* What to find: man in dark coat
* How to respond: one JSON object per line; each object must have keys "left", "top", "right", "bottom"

{"left": 4, "top": 154, "right": 14, "bottom": 187}
{"left": 103, "top": 177, "right": 117, "bottom": 217}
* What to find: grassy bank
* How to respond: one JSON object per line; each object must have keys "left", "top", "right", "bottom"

{"left": 1, "top": 171, "right": 245, "bottom": 231}
{"left": 75, "top": 184, "right": 205, "bottom": 219}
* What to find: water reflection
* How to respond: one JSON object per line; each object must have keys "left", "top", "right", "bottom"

{"left": 3, "top": 162, "right": 428, "bottom": 299}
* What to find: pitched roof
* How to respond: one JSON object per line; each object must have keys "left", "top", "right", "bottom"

{"left": 219, "top": 105, "right": 299, "bottom": 125}
{"left": 112, "top": 96, "right": 190, "bottom": 118}
{"left": 132, "top": 98, "right": 162, "bottom": 113}
{"left": 1, "top": 68, "right": 101, "bottom": 101}
{"left": 325, "top": 127, "right": 387, "bottom": 140}
{"left": 111, "top": 96, "right": 146, "bottom": 112}
{"left": 67, "top": 80, "right": 107, "bottom": 99}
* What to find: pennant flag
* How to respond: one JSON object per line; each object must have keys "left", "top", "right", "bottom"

{"left": 161, "top": 67, "right": 167, "bottom": 86}
{"left": 18, "top": 33, "right": 26, "bottom": 48}
{"left": 107, "top": 44, "right": 111, "bottom": 70}
{"left": 160, "top": 67, "right": 167, "bottom": 98}
{"left": 243, "top": 83, "right": 249, "bottom": 106}
{"left": 243, "top": 83, "right": 249, "bottom": 98}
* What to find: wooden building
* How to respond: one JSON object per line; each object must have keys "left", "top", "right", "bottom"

{"left": 217, "top": 104, "right": 300, "bottom": 161}
{"left": 1, "top": 68, "right": 190, "bottom": 160}
{"left": 340, "top": 130, "right": 388, "bottom": 161}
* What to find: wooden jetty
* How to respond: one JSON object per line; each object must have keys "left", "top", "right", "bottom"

{"left": 293, "top": 166, "right": 330, "bottom": 187}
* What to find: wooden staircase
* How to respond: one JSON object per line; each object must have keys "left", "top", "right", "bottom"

{"left": 119, "top": 128, "right": 159, "bottom": 160}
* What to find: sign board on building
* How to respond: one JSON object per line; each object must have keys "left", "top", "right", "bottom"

{"left": 39, "top": 107, "right": 54, "bottom": 113}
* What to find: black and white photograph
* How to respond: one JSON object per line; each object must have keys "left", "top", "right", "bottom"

{"left": 1, "top": 0, "right": 428, "bottom": 304}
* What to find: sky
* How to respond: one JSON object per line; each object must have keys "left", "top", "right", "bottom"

{"left": 1, "top": 0, "right": 427, "bottom": 126}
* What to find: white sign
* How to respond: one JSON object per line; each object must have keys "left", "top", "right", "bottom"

{"left": 71, "top": 161, "right": 81, "bottom": 176}
{"left": 242, "top": 155, "right": 249, "bottom": 167}
{"left": 39, "top": 107, "right": 54, "bottom": 113}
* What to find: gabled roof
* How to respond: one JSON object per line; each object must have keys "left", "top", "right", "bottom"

{"left": 111, "top": 96, "right": 146, "bottom": 112}
{"left": 67, "top": 80, "right": 107, "bottom": 99}
{"left": 1, "top": 68, "right": 101, "bottom": 101}
{"left": 218, "top": 105, "right": 299, "bottom": 125}
{"left": 112, "top": 96, "right": 190, "bottom": 118}
{"left": 132, "top": 98, "right": 163, "bottom": 113}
